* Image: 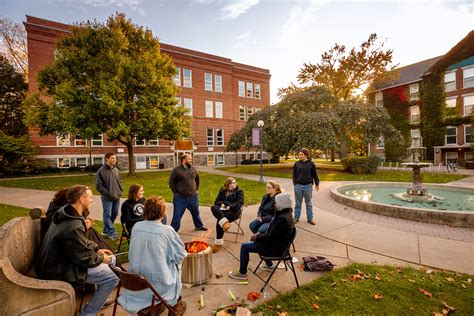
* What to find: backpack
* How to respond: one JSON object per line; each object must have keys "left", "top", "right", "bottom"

{"left": 303, "top": 256, "right": 335, "bottom": 271}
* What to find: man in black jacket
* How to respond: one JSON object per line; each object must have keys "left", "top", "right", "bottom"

{"left": 36, "top": 185, "right": 119, "bottom": 316}
{"left": 292, "top": 148, "right": 319, "bottom": 225}
{"left": 229, "top": 193, "right": 295, "bottom": 280}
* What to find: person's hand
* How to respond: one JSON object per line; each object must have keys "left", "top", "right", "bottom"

{"left": 315, "top": 185, "right": 320, "bottom": 191}
{"left": 97, "top": 249, "right": 113, "bottom": 256}
{"left": 256, "top": 216, "right": 262, "bottom": 222}
{"left": 85, "top": 218, "right": 94, "bottom": 229}
{"left": 102, "top": 253, "right": 113, "bottom": 264}
{"left": 250, "top": 233, "right": 259, "bottom": 241}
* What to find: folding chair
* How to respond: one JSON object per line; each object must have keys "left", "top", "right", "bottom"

{"left": 117, "top": 223, "right": 130, "bottom": 253}
{"left": 109, "top": 265, "right": 184, "bottom": 316}
{"left": 226, "top": 206, "right": 245, "bottom": 242}
{"left": 253, "top": 228, "right": 299, "bottom": 292}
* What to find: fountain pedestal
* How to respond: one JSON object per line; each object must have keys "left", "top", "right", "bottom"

{"left": 404, "top": 163, "right": 429, "bottom": 196}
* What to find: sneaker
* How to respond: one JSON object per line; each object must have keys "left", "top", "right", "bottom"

{"left": 100, "top": 231, "right": 107, "bottom": 236}
{"left": 228, "top": 269, "right": 248, "bottom": 280}
{"left": 222, "top": 221, "right": 231, "bottom": 232}
{"left": 108, "top": 232, "right": 119, "bottom": 241}
{"left": 195, "top": 226, "right": 208, "bottom": 231}
{"left": 212, "top": 244, "right": 223, "bottom": 253}
{"left": 308, "top": 219, "right": 316, "bottom": 225}
{"left": 293, "top": 218, "right": 299, "bottom": 224}
{"left": 259, "top": 263, "right": 275, "bottom": 272}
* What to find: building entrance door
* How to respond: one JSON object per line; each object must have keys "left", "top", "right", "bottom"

{"left": 172, "top": 139, "right": 195, "bottom": 166}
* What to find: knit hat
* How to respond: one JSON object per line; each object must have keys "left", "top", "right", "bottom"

{"left": 275, "top": 193, "right": 292, "bottom": 211}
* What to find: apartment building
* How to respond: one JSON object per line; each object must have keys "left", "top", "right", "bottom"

{"left": 24, "top": 15, "right": 271, "bottom": 169}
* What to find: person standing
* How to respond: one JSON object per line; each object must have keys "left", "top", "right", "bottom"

{"left": 95, "top": 152, "right": 123, "bottom": 240}
{"left": 292, "top": 148, "right": 319, "bottom": 225}
{"left": 169, "top": 154, "right": 207, "bottom": 232}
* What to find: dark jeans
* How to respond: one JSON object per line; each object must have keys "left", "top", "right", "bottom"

{"left": 211, "top": 206, "right": 241, "bottom": 239}
{"left": 171, "top": 194, "right": 204, "bottom": 232}
{"left": 248, "top": 220, "right": 270, "bottom": 234}
{"left": 240, "top": 242, "right": 272, "bottom": 274}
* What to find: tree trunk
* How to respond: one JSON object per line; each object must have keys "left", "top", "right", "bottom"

{"left": 339, "top": 142, "right": 347, "bottom": 159}
{"left": 127, "top": 143, "right": 135, "bottom": 177}
{"left": 330, "top": 148, "right": 335, "bottom": 162}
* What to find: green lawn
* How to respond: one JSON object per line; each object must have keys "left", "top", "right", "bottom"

{"left": 218, "top": 165, "right": 466, "bottom": 183}
{"left": 253, "top": 263, "right": 474, "bottom": 315}
{"left": 0, "top": 204, "right": 30, "bottom": 225}
{"left": 0, "top": 171, "right": 265, "bottom": 206}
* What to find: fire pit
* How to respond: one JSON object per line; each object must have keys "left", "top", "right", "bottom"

{"left": 181, "top": 241, "right": 213, "bottom": 285}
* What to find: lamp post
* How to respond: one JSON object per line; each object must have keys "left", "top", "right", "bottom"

{"left": 257, "top": 120, "right": 264, "bottom": 183}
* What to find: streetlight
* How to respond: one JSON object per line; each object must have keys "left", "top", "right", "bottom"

{"left": 257, "top": 120, "right": 264, "bottom": 183}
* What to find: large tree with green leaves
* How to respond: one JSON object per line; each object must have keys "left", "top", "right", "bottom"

{"left": 23, "top": 13, "right": 191, "bottom": 176}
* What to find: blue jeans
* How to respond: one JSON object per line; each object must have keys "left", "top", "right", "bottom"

{"left": 240, "top": 242, "right": 272, "bottom": 274}
{"left": 101, "top": 197, "right": 120, "bottom": 236}
{"left": 171, "top": 194, "right": 204, "bottom": 232}
{"left": 294, "top": 184, "right": 313, "bottom": 220}
{"left": 249, "top": 220, "right": 270, "bottom": 234}
{"left": 79, "top": 262, "right": 119, "bottom": 316}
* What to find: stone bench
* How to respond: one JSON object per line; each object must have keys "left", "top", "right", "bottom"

{"left": 0, "top": 208, "right": 75, "bottom": 315}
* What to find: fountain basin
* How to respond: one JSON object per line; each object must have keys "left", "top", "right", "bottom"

{"left": 331, "top": 182, "right": 474, "bottom": 228}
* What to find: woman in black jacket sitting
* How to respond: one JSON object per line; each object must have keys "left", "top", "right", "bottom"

{"left": 249, "top": 180, "right": 282, "bottom": 234}
{"left": 120, "top": 183, "right": 145, "bottom": 234}
{"left": 211, "top": 177, "right": 244, "bottom": 253}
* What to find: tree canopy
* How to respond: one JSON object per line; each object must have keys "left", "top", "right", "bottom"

{"left": 23, "top": 13, "right": 191, "bottom": 176}
{"left": 0, "top": 17, "right": 28, "bottom": 76}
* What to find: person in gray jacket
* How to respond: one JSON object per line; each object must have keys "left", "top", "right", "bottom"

{"left": 95, "top": 152, "right": 123, "bottom": 240}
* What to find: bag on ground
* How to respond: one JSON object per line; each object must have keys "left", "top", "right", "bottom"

{"left": 302, "top": 256, "right": 335, "bottom": 271}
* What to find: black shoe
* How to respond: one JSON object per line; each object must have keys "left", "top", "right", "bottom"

{"left": 195, "top": 226, "right": 208, "bottom": 231}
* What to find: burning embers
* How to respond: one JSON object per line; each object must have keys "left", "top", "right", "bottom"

{"left": 181, "top": 241, "right": 213, "bottom": 285}
{"left": 185, "top": 241, "right": 210, "bottom": 254}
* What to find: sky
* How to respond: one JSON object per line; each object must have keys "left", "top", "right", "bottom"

{"left": 1, "top": 0, "right": 473, "bottom": 104}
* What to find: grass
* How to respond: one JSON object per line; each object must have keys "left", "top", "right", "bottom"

{"left": 217, "top": 164, "right": 467, "bottom": 183}
{"left": 253, "top": 263, "right": 474, "bottom": 315}
{"left": 0, "top": 204, "right": 31, "bottom": 225}
{"left": 0, "top": 171, "right": 264, "bottom": 206}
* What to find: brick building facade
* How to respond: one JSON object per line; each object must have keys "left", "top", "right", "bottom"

{"left": 24, "top": 15, "right": 271, "bottom": 169}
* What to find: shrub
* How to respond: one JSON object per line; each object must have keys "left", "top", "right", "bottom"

{"left": 262, "top": 159, "right": 269, "bottom": 164}
{"left": 342, "top": 155, "right": 380, "bottom": 174}
{"left": 270, "top": 158, "right": 280, "bottom": 164}
{"left": 252, "top": 160, "right": 260, "bottom": 164}
{"left": 241, "top": 159, "right": 252, "bottom": 165}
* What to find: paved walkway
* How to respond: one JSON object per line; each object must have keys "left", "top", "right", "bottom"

{"left": 0, "top": 168, "right": 473, "bottom": 315}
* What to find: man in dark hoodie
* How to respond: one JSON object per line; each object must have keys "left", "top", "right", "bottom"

{"left": 292, "top": 148, "right": 319, "bottom": 225}
{"left": 36, "top": 185, "right": 119, "bottom": 316}
{"left": 229, "top": 193, "right": 295, "bottom": 280}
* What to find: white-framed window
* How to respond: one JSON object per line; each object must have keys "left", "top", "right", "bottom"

{"left": 207, "top": 155, "right": 215, "bottom": 166}
{"left": 446, "top": 97, "right": 457, "bottom": 108}
{"left": 216, "top": 129, "right": 224, "bottom": 146}
{"left": 183, "top": 98, "right": 193, "bottom": 115}
{"left": 241, "top": 154, "right": 247, "bottom": 160}
{"left": 149, "top": 156, "right": 159, "bottom": 168}
{"left": 149, "top": 139, "right": 159, "bottom": 146}
{"left": 57, "top": 158, "right": 71, "bottom": 168}
{"left": 92, "top": 157, "right": 103, "bottom": 165}
{"left": 409, "top": 83, "right": 419, "bottom": 101}
{"left": 135, "top": 138, "right": 145, "bottom": 146}
{"left": 446, "top": 126, "right": 457, "bottom": 145}
{"left": 173, "top": 66, "right": 181, "bottom": 86}
{"left": 446, "top": 151, "right": 458, "bottom": 164}
{"left": 410, "top": 105, "right": 420, "bottom": 123}
{"left": 375, "top": 92, "right": 383, "bottom": 107}
{"left": 239, "top": 105, "right": 246, "bottom": 121}
{"left": 205, "top": 100, "right": 213, "bottom": 118}
{"left": 463, "top": 95, "right": 474, "bottom": 116}
{"left": 254, "top": 107, "right": 261, "bottom": 113}
{"left": 465, "top": 151, "right": 473, "bottom": 160}
{"left": 376, "top": 136, "right": 384, "bottom": 149}
{"left": 249, "top": 153, "right": 255, "bottom": 160}
{"left": 215, "top": 74, "right": 222, "bottom": 92}
{"left": 254, "top": 83, "right": 261, "bottom": 99}
{"left": 246, "top": 82, "right": 253, "bottom": 98}
{"left": 207, "top": 128, "right": 214, "bottom": 146}
{"left": 465, "top": 125, "right": 472, "bottom": 144}
{"left": 247, "top": 106, "right": 253, "bottom": 118}
{"left": 92, "top": 134, "right": 103, "bottom": 146}
{"left": 463, "top": 66, "right": 474, "bottom": 88}
{"left": 183, "top": 68, "right": 192, "bottom": 88}
{"left": 215, "top": 101, "right": 223, "bottom": 118}
{"left": 204, "top": 72, "right": 213, "bottom": 91}
{"left": 238, "top": 81, "right": 245, "bottom": 97}
{"left": 216, "top": 154, "right": 225, "bottom": 165}
{"left": 444, "top": 71, "right": 456, "bottom": 92}
{"left": 56, "top": 133, "right": 70, "bottom": 146}
{"left": 75, "top": 157, "right": 87, "bottom": 167}
{"left": 74, "top": 136, "right": 86, "bottom": 146}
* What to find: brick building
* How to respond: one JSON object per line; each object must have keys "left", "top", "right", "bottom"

{"left": 24, "top": 15, "right": 271, "bottom": 169}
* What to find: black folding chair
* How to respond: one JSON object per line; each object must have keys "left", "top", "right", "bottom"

{"left": 116, "top": 223, "right": 130, "bottom": 253}
{"left": 253, "top": 228, "right": 299, "bottom": 292}
{"left": 226, "top": 206, "right": 245, "bottom": 242}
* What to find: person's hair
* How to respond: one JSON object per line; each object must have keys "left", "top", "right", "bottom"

{"left": 223, "top": 177, "right": 236, "bottom": 191}
{"left": 128, "top": 183, "right": 143, "bottom": 200}
{"left": 52, "top": 187, "right": 69, "bottom": 206}
{"left": 180, "top": 154, "right": 191, "bottom": 163}
{"left": 267, "top": 180, "right": 282, "bottom": 194}
{"left": 66, "top": 185, "right": 90, "bottom": 204}
{"left": 105, "top": 152, "right": 116, "bottom": 160}
{"left": 144, "top": 196, "right": 166, "bottom": 220}
{"left": 299, "top": 148, "right": 310, "bottom": 158}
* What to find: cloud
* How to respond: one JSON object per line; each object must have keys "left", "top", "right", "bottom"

{"left": 219, "top": 0, "right": 260, "bottom": 20}
{"left": 67, "top": 0, "right": 145, "bottom": 14}
{"left": 236, "top": 30, "right": 252, "bottom": 40}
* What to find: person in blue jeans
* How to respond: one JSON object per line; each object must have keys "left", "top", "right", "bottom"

{"left": 95, "top": 152, "right": 123, "bottom": 240}
{"left": 169, "top": 154, "right": 207, "bottom": 232}
{"left": 292, "top": 148, "right": 319, "bottom": 225}
{"left": 249, "top": 180, "right": 282, "bottom": 234}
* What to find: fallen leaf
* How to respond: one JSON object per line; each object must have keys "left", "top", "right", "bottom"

{"left": 311, "top": 303, "right": 320, "bottom": 310}
{"left": 408, "top": 279, "right": 416, "bottom": 283}
{"left": 419, "top": 288, "right": 433, "bottom": 298}
{"left": 432, "top": 312, "right": 444, "bottom": 316}
{"left": 441, "top": 301, "right": 455, "bottom": 312}
{"left": 277, "top": 312, "right": 289, "bottom": 316}
{"left": 331, "top": 282, "right": 337, "bottom": 287}
{"left": 372, "top": 294, "right": 383, "bottom": 300}
{"left": 445, "top": 277, "right": 455, "bottom": 282}
{"left": 466, "top": 278, "right": 472, "bottom": 284}
{"left": 215, "top": 273, "right": 223, "bottom": 279}
{"left": 349, "top": 274, "right": 364, "bottom": 281}
{"left": 426, "top": 269, "right": 433, "bottom": 274}
{"left": 247, "top": 292, "right": 261, "bottom": 302}
{"left": 297, "top": 265, "right": 305, "bottom": 271}
{"left": 375, "top": 273, "right": 382, "bottom": 281}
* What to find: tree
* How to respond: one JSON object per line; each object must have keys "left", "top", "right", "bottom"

{"left": 0, "top": 54, "right": 27, "bottom": 136}
{"left": 23, "top": 13, "right": 191, "bottom": 176}
{"left": 0, "top": 131, "right": 37, "bottom": 175}
{"left": 0, "top": 17, "right": 28, "bottom": 76}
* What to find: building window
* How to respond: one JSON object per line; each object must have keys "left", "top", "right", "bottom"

{"left": 216, "top": 129, "right": 224, "bottom": 146}
{"left": 205, "top": 100, "right": 214, "bottom": 118}
{"left": 205, "top": 72, "right": 213, "bottom": 91}
{"left": 254, "top": 107, "right": 261, "bottom": 113}
{"left": 92, "top": 157, "right": 103, "bottom": 165}
{"left": 135, "top": 138, "right": 145, "bottom": 146}
{"left": 375, "top": 92, "right": 383, "bottom": 107}
{"left": 246, "top": 82, "right": 253, "bottom": 98}
{"left": 149, "top": 139, "right": 159, "bottom": 146}
{"left": 247, "top": 106, "right": 253, "bottom": 118}
{"left": 57, "top": 158, "right": 71, "bottom": 168}
{"left": 376, "top": 136, "right": 384, "bottom": 149}
{"left": 254, "top": 83, "right": 261, "bottom": 99}
{"left": 183, "top": 68, "right": 192, "bottom": 88}
{"left": 446, "top": 126, "right": 457, "bottom": 145}
{"left": 74, "top": 136, "right": 86, "bottom": 146}
{"left": 215, "top": 101, "right": 223, "bottom": 118}
{"left": 207, "top": 128, "right": 214, "bottom": 146}
{"left": 241, "top": 154, "right": 247, "bottom": 160}
{"left": 56, "top": 133, "right": 70, "bottom": 146}
{"left": 92, "top": 134, "right": 103, "bottom": 146}
{"left": 238, "top": 81, "right": 245, "bottom": 97}
{"left": 446, "top": 97, "right": 457, "bottom": 108}
{"left": 410, "top": 105, "right": 420, "bottom": 123}
{"left": 239, "top": 105, "right": 246, "bottom": 121}
{"left": 463, "top": 95, "right": 474, "bottom": 116}
{"left": 183, "top": 98, "right": 193, "bottom": 115}
{"left": 149, "top": 156, "right": 159, "bottom": 168}
{"left": 249, "top": 153, "right": 255, "bottom": 160}
{"left": 76, "top": 157, "right": 87, "bottom": 167}
{"left": 409, "top": 83, "right": 419, "bottom": 101}
{"left": 466, "top": 151, "right": 473, "bottom": 161}
{"left": 444, "top": 71, "right": 456, "bottom": 92}
{"left": 465, "top": 125, "right": 472, "bottom": 144}
{"left": 215, "top": 74, "right": 222, "bottom": 92}
{"left": 446, "top": 152, "right": 458, "bottom": 164}
{"left": 173, "top": 66, "right": 181, "bottom": 86}
{"left": 216, "top": 154, "right": 225, "bottom": 165}
{"left": 463, "top": 66, "right": 474, "bottom": 88}
{"left": 207, "top": 155, "right": 215, "bottom": 166}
